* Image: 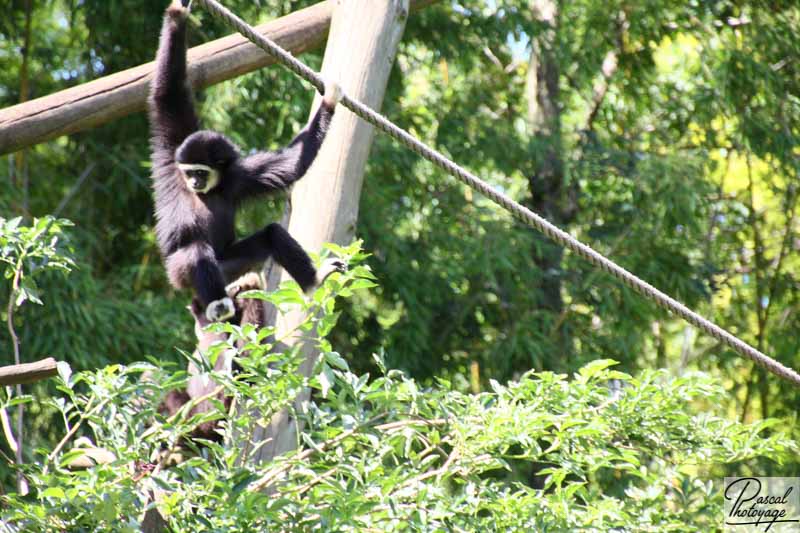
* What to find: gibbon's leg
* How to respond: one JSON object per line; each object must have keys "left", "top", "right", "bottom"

{"left": 219, "top": 224, "right": 314, "bottom": 290}
{"left": 193, "top": 256, "right": 235, "bottom": 321}
{"left": 168, "top": 242, "right": 234, "bottom": 321}
{"left": 219, "top": 223, "right": 345, "bottom": 293}
{"left": 217, "top": 232, "right": 272, "bottom": 283}
{"left": 262, "top": 224, "right": 317, "bottom": 291}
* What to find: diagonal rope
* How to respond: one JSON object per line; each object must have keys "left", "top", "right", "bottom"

{"left": 195, "top": 0, "right": 800, "bottom": 387}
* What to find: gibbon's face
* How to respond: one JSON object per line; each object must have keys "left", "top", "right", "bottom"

{"left": 176, "top": 130, "right": 240, "bottom": 195}
{"left": 179, "top": 164, "right": 218, "bottom": 194}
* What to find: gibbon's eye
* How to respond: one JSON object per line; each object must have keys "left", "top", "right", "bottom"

{"left": 186, "top": 169, "right": 210, "bottom": 179}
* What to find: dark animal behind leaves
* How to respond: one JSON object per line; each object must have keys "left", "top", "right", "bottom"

{"left": 158, "top": 273, "right": 265, "bottom": 443}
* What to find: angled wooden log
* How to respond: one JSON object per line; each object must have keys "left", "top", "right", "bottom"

{"left": 0, "top": 2, "right": 333, "bottom": 155}
{"left": 246, "top": 0, "right": 410, "bottom": 468}
{"left": 0, "top": 0, "right": 437, "bottom": 156}
{"left": 0, "top": 357, "right": 59, "bottom": 386}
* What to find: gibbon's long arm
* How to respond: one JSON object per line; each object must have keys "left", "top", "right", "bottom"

{"left": 149, "top": 2, "right": 234, "bottom": 322}
{"left": 232, "top": 98, "right": 337, "bottom": 201}
{"left": 148, "top": 3, "right": 199, "bottom": 159}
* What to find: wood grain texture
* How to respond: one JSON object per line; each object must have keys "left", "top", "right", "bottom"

{"left": 0, "top": 0, "right": 439, "bottom": 156}
{"left": 249, "top": 0, "right": 410, "bottom": 467}
{"left": 0, "top": 357, "right": 59, "bottom": 386}
{"left": 0, "top": 2, "right": 333, "bottom": 155}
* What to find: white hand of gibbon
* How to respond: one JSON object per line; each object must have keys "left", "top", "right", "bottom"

{"left": 206, "top": 296, "right": 235, "bottom": 322}
{"left": 305, "top": 258, "right": 347, "bottom": 295}
{"left": 168, "top": 0, "right": 191, "bottom": 18}
{"left": 322, "top": 80, "right": 342, "bottom": 109}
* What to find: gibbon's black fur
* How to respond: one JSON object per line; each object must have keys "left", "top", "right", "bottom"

{"left": 148, "top": 0, "right": 343, "bottom": 322}
{"left": 159, "top": 273, "right": 265, "bottom": 442}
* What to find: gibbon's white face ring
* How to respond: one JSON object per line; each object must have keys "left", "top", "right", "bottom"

{"left": 178, "top": 163, "right": 219, "bottom": 194}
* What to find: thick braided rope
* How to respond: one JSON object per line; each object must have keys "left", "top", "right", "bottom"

{"left": 196, "top": 0, "right": 800, "bottom": 387}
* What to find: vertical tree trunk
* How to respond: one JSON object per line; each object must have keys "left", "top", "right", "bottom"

{"left": 11, "top": 1, "right": 34, "bottom": 496}
{"left": 14, "top": 0, "right": 33, "bottom": 214}
{"left": 526, "top": 0, "right": 574, "bottom": 364}
{"left": 247, "top": 0, "right": 409, "bottom": 466}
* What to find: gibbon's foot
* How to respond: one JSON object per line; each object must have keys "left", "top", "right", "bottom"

{"left": 225, "top": 272, "right": 263, "bottom": 298}
{"left": 206, "top": 296, "right": 235, "bottom": 322}
{"left": 168, "top": 0, "right": 191, "bottom": 18}
{"left": 306, "top": 258, "right": 347, "bottom": 294}
{"left": 322, "top": 79, "right": 342, "bottom": 109}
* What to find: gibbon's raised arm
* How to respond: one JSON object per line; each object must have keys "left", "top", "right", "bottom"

{"left": 232, "top": 86, "right": 340, "bottom": 202}
{"left": 148, "top": 2, "right": 199, "bottom": 159}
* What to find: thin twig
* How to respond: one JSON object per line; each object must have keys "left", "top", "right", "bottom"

{"left": 249, "top": 416, "right": 447, "bottom": 492}
{"left": 44, "top": 396, "right": 114, "bottom": 474}
{"left": 7, "top": 261, "right": 26, "bottom": 494}
{"left": 8, "top": 219, "right": 71, "bottom": 486}
{"left": 291, "top": 467, "right": 337, "bottom": 496}
{"left": 52, "top": 163, "right": 96, "bottom": 219}
{"left": 0, "top": 407, "right": 18, "bottom": 455}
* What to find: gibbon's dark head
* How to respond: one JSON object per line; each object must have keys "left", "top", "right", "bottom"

{"left": 175, "top": 130, "right": 240, "bottom": 194}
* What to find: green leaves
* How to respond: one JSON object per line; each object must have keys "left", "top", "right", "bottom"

{"left": 0, "top": 216, "right": 75, "bottom": 310}
{"left": 2, "top": 0, "right": 799, "bottom": 526}
{"left": 2, "top": 250, "right": 796, "bottom": 531}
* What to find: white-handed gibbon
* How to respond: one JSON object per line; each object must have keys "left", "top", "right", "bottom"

{"left": 149, "top": 0, "right": 344, "bottom": 322}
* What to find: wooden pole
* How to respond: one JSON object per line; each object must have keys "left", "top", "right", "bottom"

{"left": 0, "top": 0, "right": 437, "bottom": 156}
{"left": 0, "top": 357, "right": 59, "bottom": 386}
{"left": 248, "top": 0, "right": 410, "bottom": 467}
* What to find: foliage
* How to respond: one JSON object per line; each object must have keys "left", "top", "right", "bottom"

{"left": 2, "top": 0, "right": 797, "bottom": 392}
{"left": 0, "top": 216, "right": 75, "bottom": 310}
{"left": 0, "top": 215, "right": 75, "bottom": 492}
{"left": 332, "top": 1, "right": 800, "bottom": 433}
{"left": 0, "top": 0, "right": 327, "bottom": 367}
{"left": 1, "top": 244, "right": 795, "bottom": 531}
{"left": 1, "top": 0, "right": 799, "bottom": 515}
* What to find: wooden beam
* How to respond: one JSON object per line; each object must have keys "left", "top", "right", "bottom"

{"left": 0, "top": 357, "right": 59, "bottom": 386}
{"left": 0, "top": 2, "right": 333, "bottom": 155}
{"left": 0, "top": 0, "right": 438, "bottom": 156}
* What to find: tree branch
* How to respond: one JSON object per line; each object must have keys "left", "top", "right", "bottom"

{"left": 0, "top": 357, "right": 59, "bottom": 386}
{"left": 0, "top": 0, "right": 438, "bottom": 156}
{"left": 584, "top": 11, "right": 626, "bottom": 131}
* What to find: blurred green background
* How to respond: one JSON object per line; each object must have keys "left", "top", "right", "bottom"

{"left": 1, "top": 0, "right": 798, "bottom": 481}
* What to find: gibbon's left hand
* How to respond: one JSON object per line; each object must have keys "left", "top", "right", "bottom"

{"left": 168, "top": 0, "right": 191, "bottom": 18}
{"left": 322, "top": 79, "right": 342, "bottom": 109}
{"left": 305, "top": 258, "right": 347, "bottom": 294}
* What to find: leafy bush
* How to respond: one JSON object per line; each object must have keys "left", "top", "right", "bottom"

{"left": 0, "top": 242, "right": 795, "bottom": 532}
{"left": 0, "top": 216, "right": 75, "bottom": 310}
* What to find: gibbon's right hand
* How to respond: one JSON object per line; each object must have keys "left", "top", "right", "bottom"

{"left": 322, "top": 79, "right": 342, "bottom": 109}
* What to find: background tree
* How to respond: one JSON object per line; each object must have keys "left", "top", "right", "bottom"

{"left": 1, "top": 0, "right": 799, "bottom": 489}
